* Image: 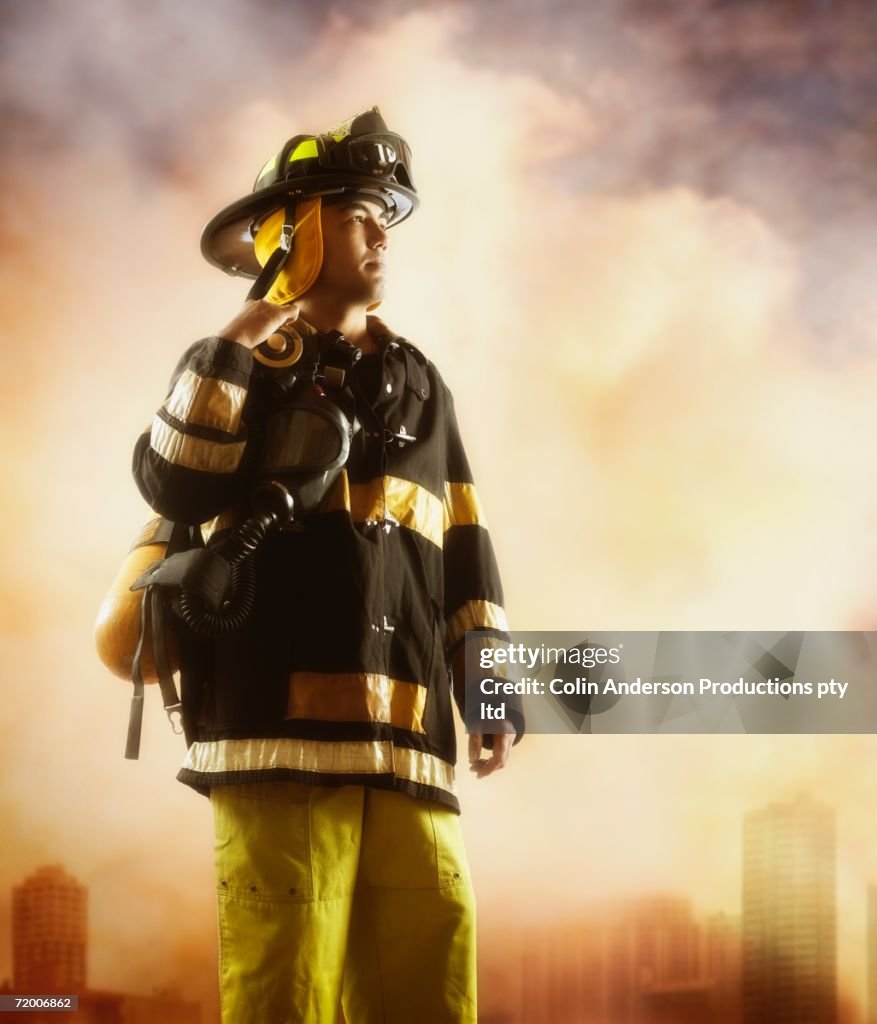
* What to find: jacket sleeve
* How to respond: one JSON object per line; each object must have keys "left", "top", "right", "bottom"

{"left": 132, "top": 336, "right": 256, "bottom": 526}
{"left": 441, "top": 387, "right": 524, "bottom": 745}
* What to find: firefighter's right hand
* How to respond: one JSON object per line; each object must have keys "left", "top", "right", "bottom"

{"left": 217, "top": 299, "right": 300, "bottom": 350}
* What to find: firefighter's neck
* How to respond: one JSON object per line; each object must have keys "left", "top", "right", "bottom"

{"left": 297, "top": 300, "right": 380, "bottom": 355}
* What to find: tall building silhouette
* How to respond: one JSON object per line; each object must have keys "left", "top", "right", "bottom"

{"left": 12, "top": 864, "right": 87, "bottom": 991}
{"left": 742, "top": 794, "right": 836, "bottom": 1024}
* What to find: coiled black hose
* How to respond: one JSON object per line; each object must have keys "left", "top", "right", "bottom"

{"left": 177, "top": 484, "right": 294, "bottom": 637}
{"left": 220, "top": 507, "right": 277, "bottom": 566}
{"left": 178, "top": 555, "right": 257, "bottom": 636}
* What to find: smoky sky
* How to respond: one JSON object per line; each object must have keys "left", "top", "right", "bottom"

{"left": 0, "top": 0, "right": 327, "bottom": 177}
{"left": 4, "top": 0, "right": 876, "bottom": 197}
{"left": 453, "top": 1, "right": 877, "bottom": 216}
{"left": 4, "top": 0, "right": 876, "bottom": 357}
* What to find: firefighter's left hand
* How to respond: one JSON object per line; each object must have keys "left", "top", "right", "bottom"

{"left": 468, "top": 729, "right": 515, "bottom": 778}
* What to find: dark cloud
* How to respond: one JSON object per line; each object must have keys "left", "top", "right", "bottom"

{"left": 0, "top": 0, "right": 327, "bottom": 173}
{"left": 627, "top": 0, "right": 877, "bottom": 189}
{"left": 5, "top": 0, "right": 872, "bottom": 216}
{"left": 442, "top": 0, "right": 877, "bottom": 362}
{"left": 447, "top": 0, "right": 877, "bottom": 217}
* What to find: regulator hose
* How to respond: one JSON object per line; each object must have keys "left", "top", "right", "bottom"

{"left": 177, "top": 482, "right": 294, "bottom": 637}
{"left": 178, "top": 553, "right": 257, "bottom": 637}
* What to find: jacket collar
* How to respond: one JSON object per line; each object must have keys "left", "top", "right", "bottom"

{"left": 366, "top": 315, "right": 431, "bottom": 400}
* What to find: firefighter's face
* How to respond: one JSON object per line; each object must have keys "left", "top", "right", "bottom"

{"left": 315, "top": 198, "right": 390, "bottom": 306}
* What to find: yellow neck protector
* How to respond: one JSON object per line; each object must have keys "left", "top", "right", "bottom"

{"left": 253, "top": 196, "right": 383, "bottom": 313}
{"left": 253, "top": 198, "right": 323, "bottom": 306}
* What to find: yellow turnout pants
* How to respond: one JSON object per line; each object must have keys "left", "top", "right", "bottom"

{"left": 210, "top": 781, "right": 477, "bottom": 1023}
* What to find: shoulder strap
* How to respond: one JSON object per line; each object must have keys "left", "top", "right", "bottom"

{"left": 124, "top": 521, "right": 199, "bottom": 760}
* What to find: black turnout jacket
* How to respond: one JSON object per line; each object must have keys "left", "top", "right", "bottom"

{"left": 132, "top": 316, "right": 522, "bottom": 812}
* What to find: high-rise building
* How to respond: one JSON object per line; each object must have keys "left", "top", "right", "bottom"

{"left": 742, "top": 793, "right": 836, "bottom": 1024}
{"left": 12, "top": 865, "right": 87, "bottom": 992}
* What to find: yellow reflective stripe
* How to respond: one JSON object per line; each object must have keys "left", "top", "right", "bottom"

{"left": 289, "top": 138, "right": 319, "bottom": 163}
{"left": 150, "top": 417, "right": 246, "bottom": 473}
{"left": 325, "top": 472, "right": 444, "bottom": 548}
{"left": 181, "top": 738, "right": 457, "bottom": 796}
{"left": 287, "top": 672, "right": 426, "bottom": 733}
{"left": 324, "top": 474, "right": 490, "bottom": 546}
{"left": 443, "top": 482, "right": 488, "bottom": 531}
{"left": 445, "top": 600, "right": 509, "bottom": 648}
{"left": 381, "top": 477, "right": 443, "bottom": 546}
{"left": 183, "top": 737, "right": 396, "bottom": 776}
{"left": 394, "top": 747, "right": 458, "bottom": 795}
{"left": 163, "top": 369, "right": 247, "bottom": 433}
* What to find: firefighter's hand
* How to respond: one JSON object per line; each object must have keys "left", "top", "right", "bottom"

{"left": 468, "top": 729, "right": 515, "bottom": 779}
{"left": 217, "top": 299, "right": 300, "bottom": 350}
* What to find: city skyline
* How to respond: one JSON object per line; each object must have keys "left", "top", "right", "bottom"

{"left": 2, "top": 865, "right": 200, "bottom": 1024}
{"left": 478, "top": 791, "right": 866, "bottom": 1023}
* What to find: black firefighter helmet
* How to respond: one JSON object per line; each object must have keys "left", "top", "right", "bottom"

{"left": 200, "top": 106, "right": 418, "bottom": 305}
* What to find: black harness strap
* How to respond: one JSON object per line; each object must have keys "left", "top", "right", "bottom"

{"left": 124, "top": 521, "right": 196, "bottom": 760}
{"left": 152, "top": 583, "right": 182, "bottom": 732}
{"left": 124, "top": 586, "right": 149, "bottom": 761}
